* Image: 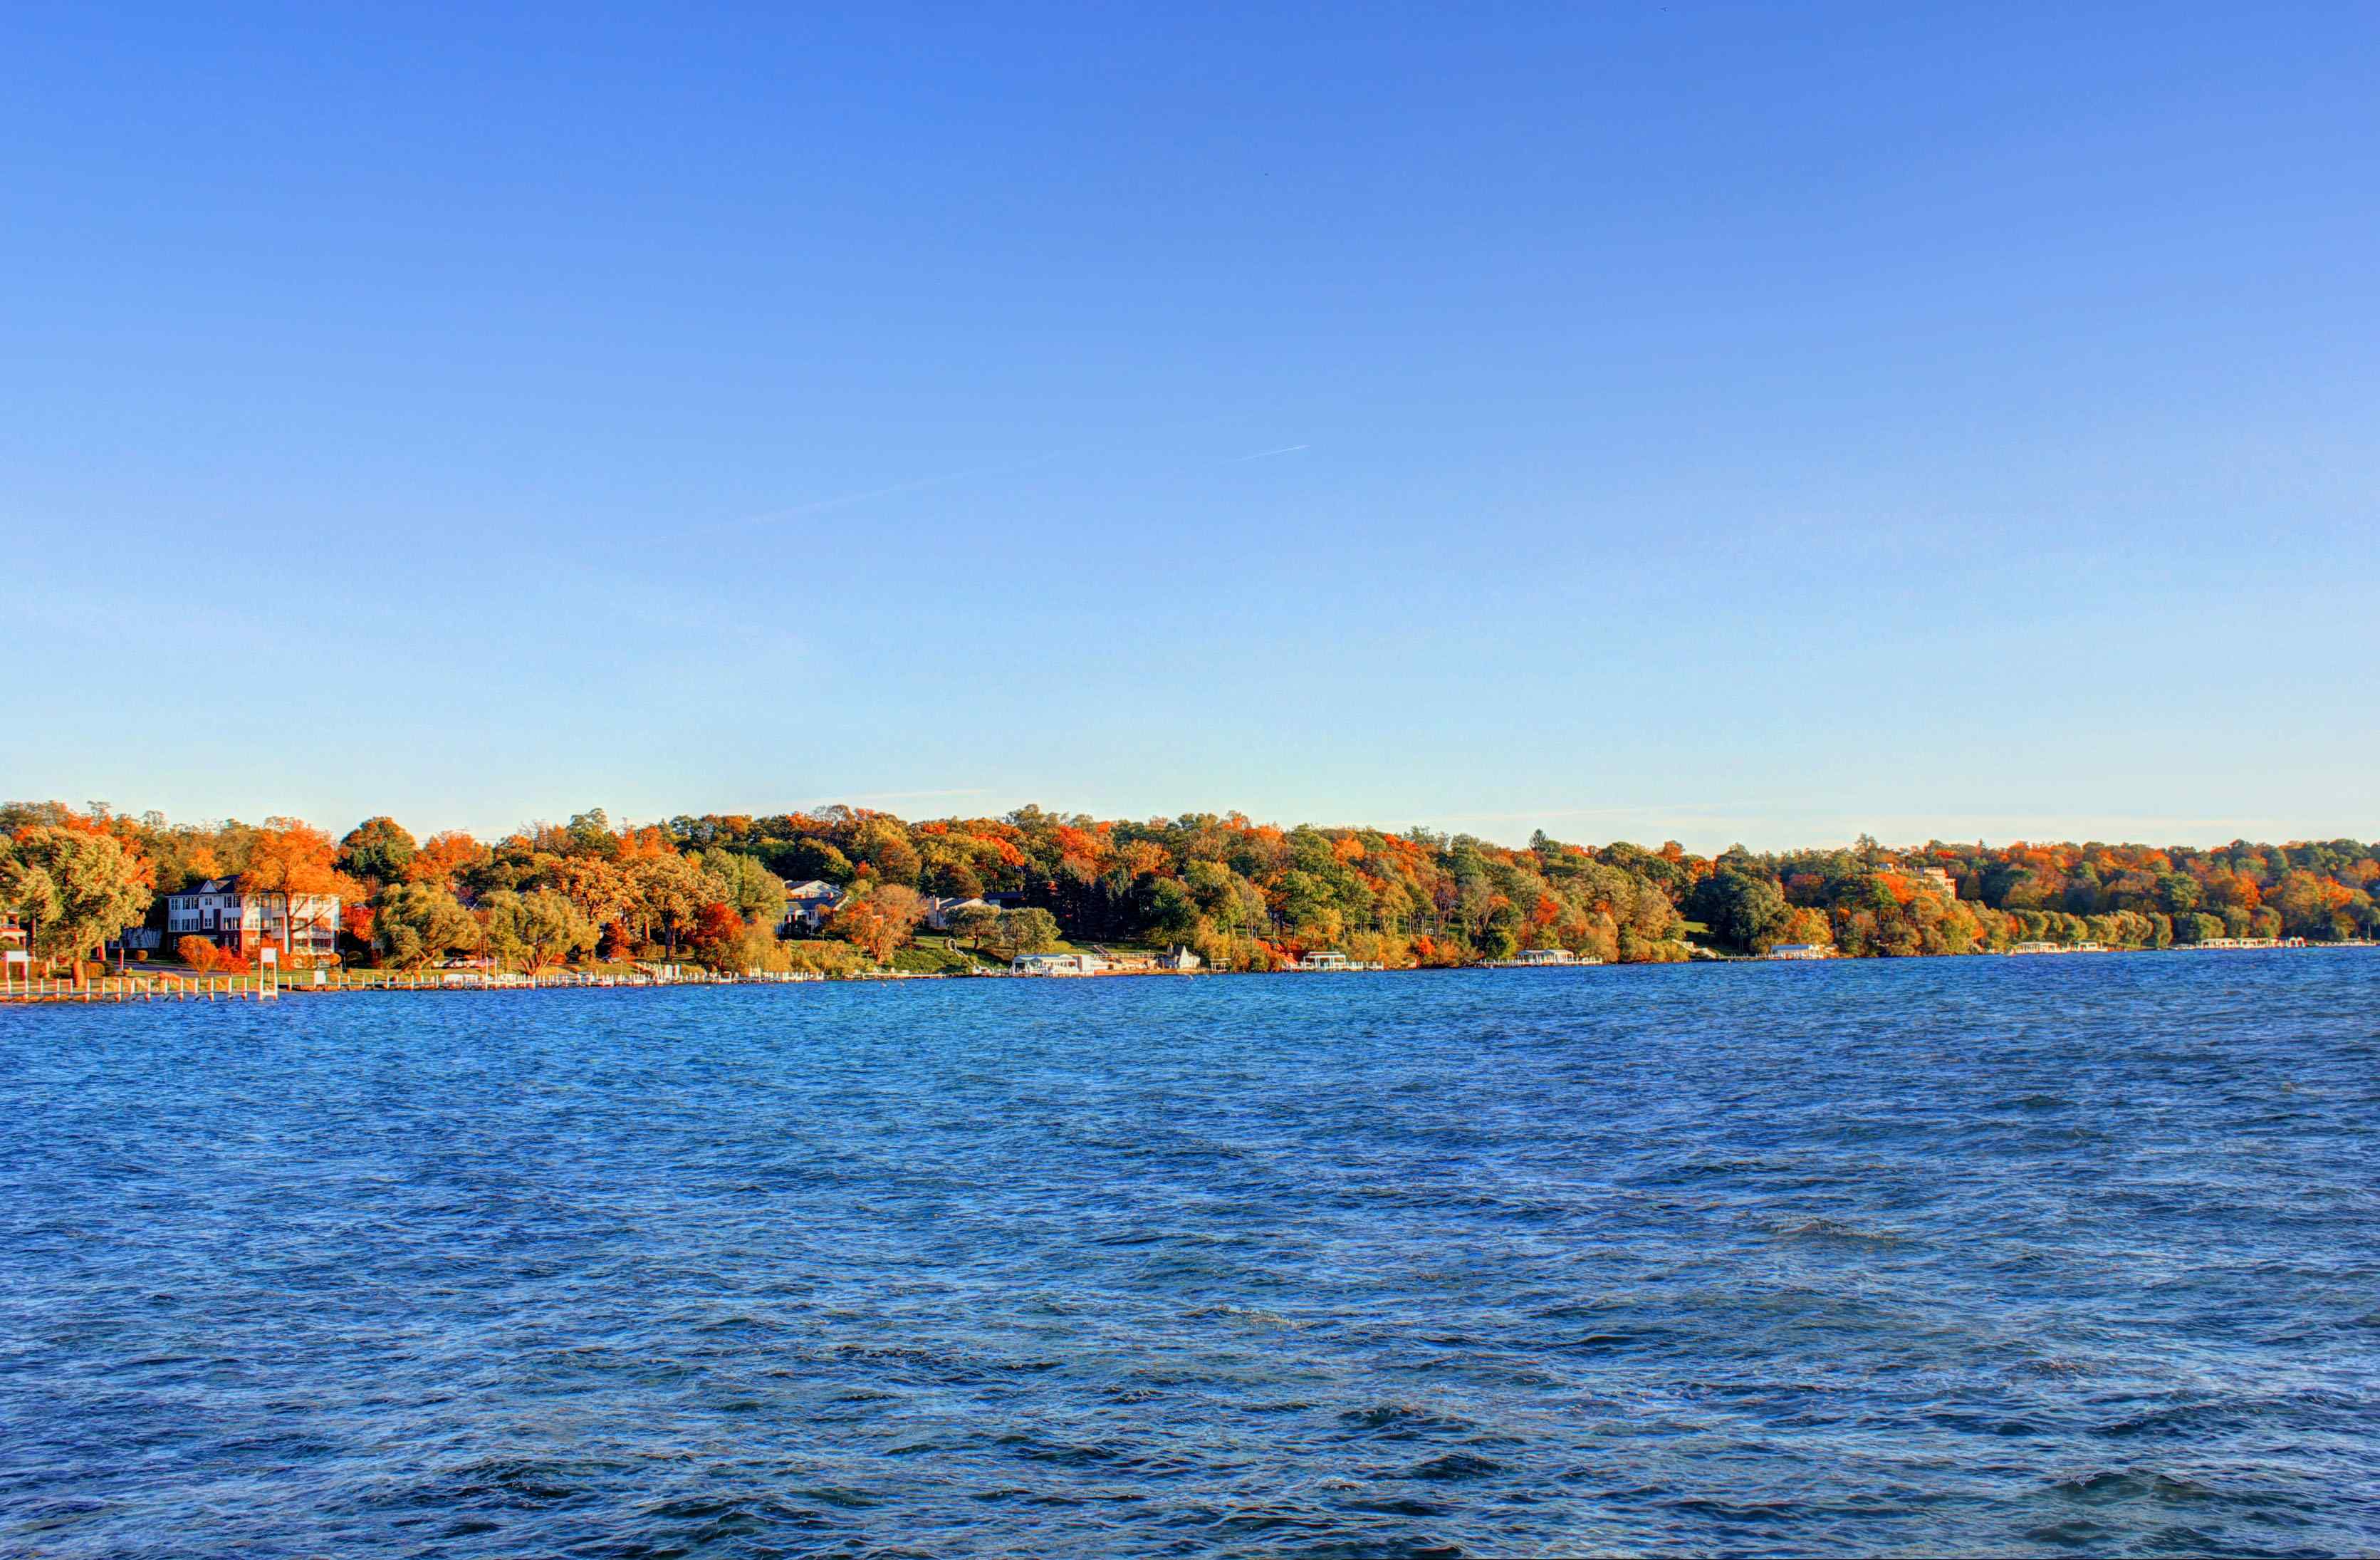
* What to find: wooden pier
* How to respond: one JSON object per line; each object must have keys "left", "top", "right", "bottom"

{"left": 0, "top": 974, "right": 281, "bottom": 1003}
{"left": 0, "top": 966, "right": 829, "bottom": 1004}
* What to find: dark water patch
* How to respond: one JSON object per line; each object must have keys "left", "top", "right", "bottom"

{"left": 996, "top": 1432, "right": 1142, "bottom": 1468}
{"left": 1281, "top": 1541, "right": 1466, "bottom": 1560}
{"left": 2052, "top": 1469, "right": 2222, "bottom": 1503}
{"left": 1559, "top": 1329, "right": 1661, "bottom": 1353}
{"left": 463, "top": 1457, "right": 596, "bottom": 1502}
{"left": 1767, "top": 1215, "right": 1914, "bottom": 1246}
{"left": 2094, "top": 1400, "right": 2245, "bottom": 1440}
{"left": 1337, "top": 1404, "right": 1478, "bottom": 1439}
{"left": 1409, "top": 1450, "right": 1501, "bottom": 1481}
{"left": 1342, "top": 1494, "right": 1449, "bottom": 1517}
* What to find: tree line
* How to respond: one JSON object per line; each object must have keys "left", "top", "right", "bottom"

{"left": 4, "top": 799, "right": 2376, "bottom": 974}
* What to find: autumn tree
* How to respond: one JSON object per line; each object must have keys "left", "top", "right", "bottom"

{"left": 373, "top": 883, "right": 481, "bottom": 969}
{"left": 946, "top": 902, "right": 1003, "bottom": 950}
{"left": 983, "top": 906, "right": 1063, "bottom": 960}
{"left": 689, "top": 900, "right": 743, "bottom": 962}
{"left": 0, "top": 826, "right": 153, "bottom": 968}
{"left": 1689, "top": 868, "right": 1791, "bottom": 951}
{"left": 838, "top": 884, "right": 927, "bottom": 964}
{"left": 338, "top": 816, "right": 419, "bottom": 888}
{"left": 699, "top": 847, "right": 790, "bottom": 926}
{"left": 239, "top": 818, "right": 365, "bottom": 958}
{"left": 480, "top": 888, "right": 597, "bottom": 969}
{"left": 869, "top": 883, "right": 927, "bottom": 931}
{"left": 717, "top": 919, "right": 790, "bottom": 973}
{"left": 548, "top": 856, "right": 632, "bottom": 929}
{"left": 625, "top": 853, "right": 731, "bottom": 954}
{"left": 407, "top": 831, "right": 490, "bottom": 892}
{"left": 853, "top": 819, "right": 922, "bottom": 885}
{"left": 767, "top": 837, "right": 853, "bottom": 884}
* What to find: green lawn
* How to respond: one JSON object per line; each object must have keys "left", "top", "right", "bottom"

{"left": 899, "top": 935, "right": 1003, "bottom": 972}
{"left": 897, "top": 933, "right": 1167, "bottom": 970}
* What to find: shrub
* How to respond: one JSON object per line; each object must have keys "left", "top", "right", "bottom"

{"left": 784, "top": 940, "right": 865, "bottom": 978}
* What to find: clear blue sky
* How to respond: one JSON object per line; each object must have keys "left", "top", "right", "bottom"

{"left": 6, "top": 4, "right": 2374, "bottom": 850}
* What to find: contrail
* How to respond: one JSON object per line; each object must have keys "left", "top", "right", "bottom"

{"left": 1230, "top": 444, "right": 1308, "bottom": 462}
{"left": 740, "top": 450, "right": 1066, "bottom": 524}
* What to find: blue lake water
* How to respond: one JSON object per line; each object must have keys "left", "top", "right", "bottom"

{"left": 4, "top": 955, "right": 2378, "bottom": 1556}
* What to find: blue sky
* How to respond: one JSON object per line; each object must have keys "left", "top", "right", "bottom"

{"left": 6, "top": 4, "right": 2374, "bottom": 850}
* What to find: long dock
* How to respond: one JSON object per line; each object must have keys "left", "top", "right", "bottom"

{"left": 1, "top": 974, "right": 281, "bottom": 1003}
{"left": 0, "top": 967, "right": 828, "bottom": 1004}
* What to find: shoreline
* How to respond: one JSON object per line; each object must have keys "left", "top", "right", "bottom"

{"left": 6, "top": 940, "right": 2374, "bottom": 1005}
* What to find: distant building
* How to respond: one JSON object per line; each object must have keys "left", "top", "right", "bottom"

{"left": 780, "top": 880, "right": 847, "bottom": 932}
{"left": 1295, "top": 952, "right": 1350, "bottom": 971}
{"left": 1157, "top": 946, "right": 1202, "bottom": 971}
{"left": 924, "top": 895, "right": 994, "bottom": 930}
{"left": 1513, "top": 947, "right": 1580, "bottom": 966}
{"left": 1882, "top": 863, "right": 1958, "bottom": 898}
{"left": 1768, "top": 943, "right": 1831, "bottom": 960}
{"left": 1012, "top": 952, "right": 1106, "bottom": 976}
{"left": 163, "top": 877, "right": 340, "bottom": 961}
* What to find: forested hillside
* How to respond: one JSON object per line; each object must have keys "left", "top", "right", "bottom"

{"left": 10, "top": 799, "right": 2372, "bottom": 971}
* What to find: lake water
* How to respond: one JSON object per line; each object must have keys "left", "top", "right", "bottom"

{"left": 4, "top": 955, "right": 2377, "bottom": 1556}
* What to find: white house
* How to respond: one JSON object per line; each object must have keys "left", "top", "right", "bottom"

{"left": 164, "top": 877, "right": 341, "bottom": 961}
{"left": 1157, "top": 946, "right": 1202, "bottom": 971}
{"left": 1294, "top": 951, "right": 1350, "bottom": 971}
{"left": 1768, "top": 943, "right": 1832, "bottom": 960}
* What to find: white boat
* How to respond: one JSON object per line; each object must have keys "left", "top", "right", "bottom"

{"left": 1485, "top": 948, "right": 1601, "bottom": 967}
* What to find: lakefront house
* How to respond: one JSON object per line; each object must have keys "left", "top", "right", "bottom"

{"left": 163, "top": 877, "right": 341, "bottom": 961}
{"left": 779, "top": 880, "right": 847, "bottom": 932}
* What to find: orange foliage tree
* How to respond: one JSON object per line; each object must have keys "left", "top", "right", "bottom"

{"left": 238, "top": 818, "right": 367, "bottom": 960}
